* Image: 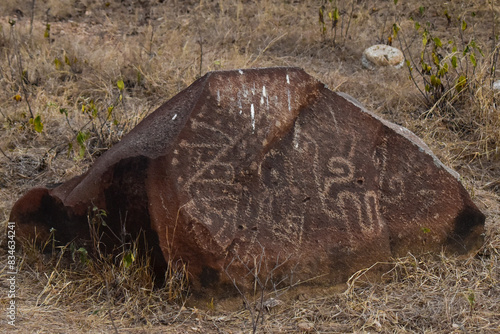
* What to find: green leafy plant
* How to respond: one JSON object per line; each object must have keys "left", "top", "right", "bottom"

{"left": 396, "top": 13, "right": 486, "bottom": 113}
{"left": 117, "top": 79, "right": 125, "bottom": 92}
{"left": 29, "top": 114, "right": 44, "bottom": 133}
{"left": 421, "top": 227, "right": 431, "bottom": 234}
{"left": 76, "top": 131, "right": 90, "bottom": 159}
{"left": 466, "top": 290, "right": 476, "bottom": 315}
{"left": 318, "top": 0, "right": 356, "bottom": 46}
{"left": 52, "top": 52, "right": 81, "bottom": 74}
{"left": 122, "top": 249, "right": 135, "bottom": 269}
{"left": 70, "top": 244, "right": 89, "bottom": 265}
{"left": 390, "top": 3, "right": 499, "bottom": 163}
{"left": 44, "top": 23, "right": 50, "bottom": 40}
{"left": 70, "top": 79, "right": 126, "bottom": 159}
{"left": 54, "top": 57, "right": 62, "bottom": 70}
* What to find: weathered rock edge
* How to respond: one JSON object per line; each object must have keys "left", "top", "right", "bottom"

{"left": 10, "top": 67, "right": 485, "bottom": 297}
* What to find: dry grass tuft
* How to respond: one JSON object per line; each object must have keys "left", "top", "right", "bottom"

{"left": 0, "top": 0, "right": 499, "bottom": 332}
{"left": 4, "top": 227, "right": 191, "bottom": 333}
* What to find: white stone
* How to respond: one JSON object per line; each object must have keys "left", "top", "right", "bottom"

{"left": 362, "top": 44, "right": 404, "bottom": 69}
{"left": 493, "top": 80, "right": 500, "bottom": 90}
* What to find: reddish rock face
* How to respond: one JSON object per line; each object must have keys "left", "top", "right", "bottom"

{"left": 10, "top": 67, "right": 485, "bottom": 296}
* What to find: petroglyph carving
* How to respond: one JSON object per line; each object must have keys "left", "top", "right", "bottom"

{"left": 10, "top": 68, "right": 485, "bottom": 297}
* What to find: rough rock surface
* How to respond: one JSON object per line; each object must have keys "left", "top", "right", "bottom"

{"left": 362, "top": 44, "right": 404, "bottom": 69}
{"left": 10, "top": 67, "right": 485, "bottom": 297}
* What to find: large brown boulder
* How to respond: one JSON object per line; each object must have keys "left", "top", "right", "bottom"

{"left": 10, "top": 67, "right": 485, "bottom": 296}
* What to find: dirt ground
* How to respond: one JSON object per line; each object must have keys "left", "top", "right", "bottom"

{"left": 0, "top": 0, "right": 499, "bottom": 333}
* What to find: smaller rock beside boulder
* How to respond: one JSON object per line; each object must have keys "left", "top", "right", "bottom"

{"left": 493, "top": 80, "right": 500, "bottom": 90}
{"left": 362, "top": 44, "right": 404, "bottom": 69}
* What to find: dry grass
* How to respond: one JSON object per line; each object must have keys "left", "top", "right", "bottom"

{"left": 0, "top": 0, "right": 499, "bottom": 332}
